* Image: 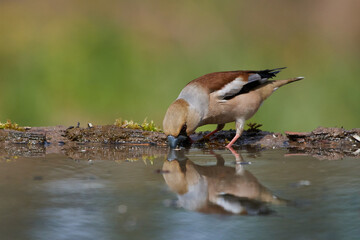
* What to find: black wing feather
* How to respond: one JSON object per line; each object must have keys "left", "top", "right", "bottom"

{"left": 223, "top": 67, "right": 285, "bottom": 100}
{"left": 255, "top": 67, "right": 286, "bottom": 79}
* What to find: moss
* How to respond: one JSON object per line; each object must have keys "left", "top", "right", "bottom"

{"left": 114, "top": 118, "right": 161, "bottom": 132}
{"left": 114, "top": 118, "right": 141, "bottom": 130}
{"left": 0, "top": 120, "right": 25, "bottom": 131}
{"left": 141, "top": 118, "right": 161, "bottom": 132}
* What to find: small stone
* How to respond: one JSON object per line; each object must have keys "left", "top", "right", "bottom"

{"left": 352, "top": 134, "right": 360, "bottom": 142}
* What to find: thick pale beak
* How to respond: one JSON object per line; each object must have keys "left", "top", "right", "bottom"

{"left": 167, "top": 135, "right": 191, "bottom": 149}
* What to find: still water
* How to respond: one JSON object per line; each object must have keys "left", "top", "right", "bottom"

{"left": 0, "top": 147, "right": 359, "bottom": 240}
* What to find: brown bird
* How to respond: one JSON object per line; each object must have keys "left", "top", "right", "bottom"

{"left": 162, "top": 150, "right": 289, "bottom": 215}
{"left": 163, "top": 67, "right": 303, "bottom": 148}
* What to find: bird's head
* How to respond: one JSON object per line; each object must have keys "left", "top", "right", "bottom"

{"left": 163, "top": 99, "right": 198, "bottom": 148}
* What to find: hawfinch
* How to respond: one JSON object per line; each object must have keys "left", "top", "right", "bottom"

{"left": 163, "top": 150, "right": 289, "bottom": 214}
{"left": 163, "top": 67, "right": 303, "bottom": 148}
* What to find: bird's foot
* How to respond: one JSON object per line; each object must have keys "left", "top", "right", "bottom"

{"left": 225, "top": 133, "right": 240, "bottom": 148}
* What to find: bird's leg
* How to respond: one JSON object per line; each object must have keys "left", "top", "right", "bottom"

{"left": 227, "top": 146, "right": 245, "bottom": 174}
{"left": 234, "top": 149, "right": 245, "bottom": 175}
{"left": 209, "top": 150, "right": 225, "bottom": 166}
{"left": 226, "top": 119, "right": 244, "bottom": 148}
{"left": 227, "top": 146, "right": 240, "bottom": 160}
{"left": 202, "top": 123, "right": 225, "bottom": 140}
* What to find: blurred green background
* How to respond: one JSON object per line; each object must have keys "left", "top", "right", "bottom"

{"left": 0, "top": 0, "right": 359, "bottom": 132}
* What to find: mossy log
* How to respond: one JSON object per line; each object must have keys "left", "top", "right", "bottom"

{"left": 0, "top": 126, "right": 359, "bottom": 160}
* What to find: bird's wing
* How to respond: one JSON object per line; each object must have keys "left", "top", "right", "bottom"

{"left": 229, "top": 67, "right": 287, "bottom": 99}
{"left": 216, "top": 193, "right": 272, "bottom": 215}
{"left": 192, "top": 68, "right": 286, "bottom": 101}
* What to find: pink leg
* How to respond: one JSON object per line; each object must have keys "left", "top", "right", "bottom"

{"left": 226, "top": 146, "right": 240, "bottom": 160}
{"left": 204, "top": 129, "right": 219, "bottom": 139}
{"left": 226, "top": 134, "right": 240, "bottom": 148}
{"left": 227, "top": 147, "right": 246, "bottom": 175}
{"left": 203, "top": 124, "right": 225, "bottom": 139}
{"left": 225, "top": 119, "right": 244, "bottom": 148}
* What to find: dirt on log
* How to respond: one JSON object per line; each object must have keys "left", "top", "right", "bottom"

{"left": 0, "top": 125, "right": 359, "bottom": 160}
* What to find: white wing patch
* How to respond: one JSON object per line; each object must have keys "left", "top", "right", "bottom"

{"left": 248, "top": 73, "right": 261, "bottom": 82}
{"left": 216, "top": 195, "right": 244, "bottom": 214}
{"left": 249, "top": 73, "right": 268, "bottom": 84}
{"left": 215, "top": 77, "right": 246, "bottom": 100}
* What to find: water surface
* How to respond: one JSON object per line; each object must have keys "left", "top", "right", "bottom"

{"left": 0, "top": 148, "right": 359, "bottom": 240}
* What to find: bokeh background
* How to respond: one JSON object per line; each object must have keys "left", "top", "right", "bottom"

{"left": 0, "top": 0, "right": 359, "bottom": 132}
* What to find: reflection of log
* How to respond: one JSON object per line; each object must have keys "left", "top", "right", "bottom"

{"left": 64, "top": 144, "right": 168, "bottom": 161}
{"left": 0, "top": 129, "right": 46, "bottom": 144}
{"left": 1, "top": 144, "right": 46, "bottom": 157}
{"left": 0, "top": 129, "right": 47, "bottom": 157}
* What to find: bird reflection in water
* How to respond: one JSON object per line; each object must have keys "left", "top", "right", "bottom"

{"left": 162, "top": 149, "right": 289, "bottom": 215}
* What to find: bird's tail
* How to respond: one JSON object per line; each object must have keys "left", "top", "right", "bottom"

{"left": 272, "top": 76, "right": 304, "bottom": 88}
{"left": 258, "top": 76, "right": 304, "bottom": 100}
